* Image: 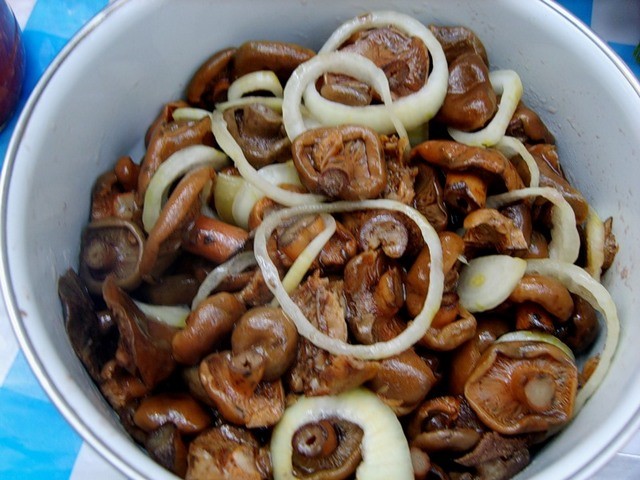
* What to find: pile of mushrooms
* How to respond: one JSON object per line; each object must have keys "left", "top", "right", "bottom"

{"left": 59, "top": 10, "right": 620, "bottom": 480}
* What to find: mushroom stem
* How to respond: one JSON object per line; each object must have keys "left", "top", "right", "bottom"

{"left": 522, "top": 373, "right": 556, "bottom": 412}
{"left": 293, "top": 420, "right": 339, "bottom": 459}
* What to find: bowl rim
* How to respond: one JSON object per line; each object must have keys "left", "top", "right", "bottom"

{"left": 1, "top": 0, "right": 639, "bottom": 478}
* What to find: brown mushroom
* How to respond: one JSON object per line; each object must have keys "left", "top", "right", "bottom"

{"left": 463, "top": 208, "right": 529, "bottom": 257}
{"left": 381, "top": 134, "right": 417, "bottom": 205}
{"left": 146, "top": 423, "right": 189, "bottom": 478}
{"left": 325, "top": 26, "right": 429, "bottom": 101}
{"left": 506, "top": 101, "right": 556, "bottom": 145}
{"left": 140, "top": 166, "right": 215, "bottom": 280}
{"left": 173, "top": 292, "right": 246, "bottom": 365}
{"left": 557, "top": 295, "right": 601, "bottom": 354}
{"left": 136, "top": 273, "right": 199, "bottom": 306}
{"left": 291, "top": 418, "right": 364, "bottom": 480}
{"left": 291, "top": 125, "right": 387, "bottom": 200}
{"left": 223, "top": 103, "right": 291, "bottom": 168}
{"left": 233, "top": 40, "right": 315, "bottom": 84}
{"left": 428, "top": 25, "right": 489, "bottom": 65}
{"left": 102, "top": 275, "right": 176, "bottom": 389}
{"left": 90, "top": 170, "right": 139, "bottom": 221}
{"left": 507, "top": 274, "right": 574, "bottom": 322}
{"left": 186, "top": 424, "right": 271, "bottom": 480}
{"left": 343, "top": 250, "right": 404, "bottom": 344}
{"left": 455, "top": 431, "right": 531, "bottom": 480}
{"left": 199, "top": 351, "right": 285, "bottom": 428}
{"left": 436, "top": 52, "right": 497, "bottom": 132}
{"left": 602, "top": 217, "right": 619, "bottom": 271}
{"left": 231, "top": 306, "right": 299, "bottom": 381}
{"left": 314, "top": 220, "right": 358, "bottom": 272}
{"left": 342, "top": 209, "right": 409, "bottom": 258}
{"left": 413, "top": 163, "right": 448, "bottom": 232}
{"left": 183, "top": 215, "right": 249, "bottom": 264}
{"left": 186, "top": 47, "right": 236, "bottom": 109}
{"left": 273, "top": 214, "right": 327, "bottom": 266}
{"left": 515, "top": 303, "right": 556, "bottom": 334}
{"left": 525, "top": 231, "right": 549, "bottom": 259}
{"left": 99, "top": 359, "right": 150, "bottom": 409}
{"left": 464, "top": 340, "right": 578, "bottom": 434}
{"left": 444, "top": 170, "right": 488, "bottom": 215}
{"left": 420, "top": 300, "right": 477, "bottom": 352}
{"left": 411, "top": 140, "right": 525, "bottom": 193}
{"left": 133, "top": 392, "right": 212, "bottom": 435}
{"left": 138, "top": 114, "right": 215, "bottom": 197}
{"left": 79, "top": 218, "right": 146, "bottom": 294}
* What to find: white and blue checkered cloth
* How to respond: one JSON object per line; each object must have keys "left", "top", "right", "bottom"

{"left": 0, "top": 0, "right": 638, "bottom": 478}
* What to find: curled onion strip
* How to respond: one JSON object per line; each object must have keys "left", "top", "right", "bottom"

{"left": 215, "top": 96, "right": 284, "bottom": 113}
{"left": 585, "top": 207, "right": 605, "bottom": 281}
{"left": 191, "top": 251, "right": 257, "bottom": 310}
{"left": 171, "top": 107, "right": 212, "bottom": 122}
{"left": 271, "top": 388, "right": 413, "bottom": 480}
{"left": 495, "top": 330, "right": 575, "bottom": 361}
{"left": 142, "top": 145, "right": 228, "bottom": 233}
{"left": 312, "top": 10, "right": 448, "bottom": 132}
{"left": 278, "top": 213, "right": 337, "bottom": 298}
{"left": 524, "top": 259, "right": 620, "bottom": 413}
{"left": 283, "top": 51, "right": 407, "bottom": 139}
{"left": 486, "top": 187, "right": 579, "bottom": 264}
{"left": 496, "top": 136, "right": 540, "bottom": 188}
{"left": 211, "top": 110, "right": 326, "bottom": 206}
{"left": 254, "top": 199, "right": 443, "bottom": 359}
{"left": 227, "top": 70, "right": 284, "bottom": 100}
{"left": 134, "top": 300, "right": 190, "bottom": 329}
{"left": 449, "top": 70, "right": 523, "bottom": 147}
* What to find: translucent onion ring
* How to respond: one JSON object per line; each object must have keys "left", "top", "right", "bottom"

{"left": 171, "top": 107, "right": 212, "bottom": 122}
{"left": 254, "top": 199, "right": 444, "bottom": 360}
{"left": 282, "top": 51, "right": 407, "bottom": 139}
{"left": 310, "top": 10, "right": 448, "bottom": 132}
{"left": 134, "top": 300, "right": 190, "bottom": 329}
{"left": 227, "top": 70, "right": 284, "bottom": 100}
{"left": 449, "top": 70, "right": 523, "bottom": 147}
{"left": 524, "top": 259, "right": 620, "bottom": 413}
{"left": 215, "top": 96, "right": 284, "bottom": 113}
{"left": 486, "top": 186, "right": 580, "bottom": 264}
{"left": 211, "top": 110, "right": 326, "bottom": 206}
{"left": 585, "top": 207, "right": 605, "bottom": 281}
{"left": 496, "top": 135, "right": 540, "bottom": 188}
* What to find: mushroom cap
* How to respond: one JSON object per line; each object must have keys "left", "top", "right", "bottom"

{"left": 464, "top": 340, "right": 578, "bottom": 434}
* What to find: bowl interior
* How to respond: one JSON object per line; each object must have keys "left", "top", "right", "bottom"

{"left": 2, "top": 0, "right": 640, "bottom": 479}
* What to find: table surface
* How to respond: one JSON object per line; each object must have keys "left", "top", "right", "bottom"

{"left": 1, "top": 0, "right": 639, "bottom": 479}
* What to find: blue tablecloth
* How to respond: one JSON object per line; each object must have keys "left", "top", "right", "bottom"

{"left": 0, "top": 1, "right": 638, "bottom": 478}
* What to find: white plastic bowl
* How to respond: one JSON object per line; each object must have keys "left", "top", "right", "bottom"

{"left": 1, "top": 0, "right": 639, "bottom": 478}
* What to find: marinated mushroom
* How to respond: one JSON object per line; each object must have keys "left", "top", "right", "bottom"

{"left": 223, "top": 103, "right": 291, "bottom": 168}
{"left": 462, "top": 208, "right": 529, "bottom": 257}
{"left": 507, "top": 274, "right": 574, "bottom": 322}
{"left": 506, "top": 101, "right": 556, "bottom": 145}
{"left": 342, "top": 209, "right": 410, "bottom": 258}
{"left": 233, "top": 40, "right": 315, "bottom": 83}
{"left": 436, "top": 52, "right": 497, "bottom": 131}
{"left": 182, "top": 215, "right": 249, "bottom": 264}
{"left": 428, "top": 24, "right": 489, "bottom": 65}
{"left": 186, "top": 424, "right": 271, "bottom": 480}
{"left": 231, "top": 306, "right": 299, "bottom": 381}
{"left": 186, "top": 47, "right": 236, "bottom": 109}
{"left": 291, "top": 125, "right": 387, "bottom": 200}
{"left": 455, "top": 431, "right": 531, "bottom": 480}
{"left": 444, "top": 171, "right": 488, "bottom": 215}
{"left": 90, "top": 170, "right": 139, "bottom": 221}
{"left": 133, "top": 392, "right": 212, "bottom": 435}
{"left": 291, "top": 418, "right": 363, "bottom": 480}
{"left": 420, "top": 300, "right": 477, "bottom": 352}
{"left": 464, "top": 340, "right": 578, "bottom": 434}
{"left": 412, "top": 163, "right": 448, "bottom": 232}
{"left": 381, "top": 134, "right": 417, "bottom": 205}
{"left": 79, "top": 218, "right": 145, "bottom": 295}
{"left": 146, "top": 423, "right": 189, "bottom": 478}
{"left": 557, "top": 295, "right": 601, "bottom": 354}
{"left": 173, "top": 292, "right": 246, "bottom": 365}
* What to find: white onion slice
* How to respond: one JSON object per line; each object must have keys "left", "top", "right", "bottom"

{"left": 215, "top": 96, "right": 284, "bottom": 113}
{"left": 278, "top": 213, "right": 337, "bottom": 298}
{"left": 191, "top": 251, "right": 257, "bottom": 310}
{"left": 495, "top": 136, "right": 540, "bottom": 188}
{"left": 457, "top": 255, "right": 527, "bottom": 312}
{"left": 232, "top": 161, "right": 304, "bottom": 230}
{"left": 142, "top": 145, "right": 229, "bottom": 233}
{"left": 486, "top": 187, "right": 580, "bottom": 264}
{"left": 254, "top": 199, "right": 443, "bottom": 360}
{"left": 524, "top": 259, "right": 620, "bottom": 413}
{"left": 449, "top": 70, "right": 523, "bottom": 147}
{"left": 283, "top": 51, "right": 407, "bottom": 139}
{"left": 227, "top": 70, "right": 284, "bottom": 100}
{"left": 495, "top": 330, "right": 575, "bottom": 361}
{"left": 214, "top": 172, "right": 246, "bottom": 224}
{"left": 134, "top": 300, "right": 189, "bottom": 329}
{"left": 312, "top": 10, "right": 448, "bottom": 133}
{"left": 211, "top": 110, "right": 326, "bottom": 206}
{"left": 585, "top": 207, "right": 605, "bottom": 281}
{"left": 171, "top": 107, "right": 212, "bottom": 122}
{"left": 271, "top": 388, "right": 413, "bottom": 480}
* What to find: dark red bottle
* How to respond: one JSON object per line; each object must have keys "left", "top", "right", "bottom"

{"left": 0, "top": 0, "right": 25, "bottom": 130}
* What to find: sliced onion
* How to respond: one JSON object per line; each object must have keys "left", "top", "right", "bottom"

{"left": 171, "top": 107, "right": 212, "bottom": 122}
{"left": 232, "top": 161, "right": 305, "bottom": 230}
{"left": 254, "top": 199, "right": 443, "bottom": 360}
{"left": 495, "top": 136, "right": 540, "bottom": 188}
{"left": 215, "top": 96, "right": 284, "bottom": 113}
{"left": 278, "top": 213, "right": 337, "bottom": 298}
{"left": 134, "top": 300, "right": 189, "bottom": 329}
{"left": 227, "top": 70, "right": 284, "bottom": 100}
{"left": 486, "top": 187, "right": 580, "bottom": 264}
{"left": 271, "top": 388, "right": 413, "bottom": 480}
{"left": 283, "top": 51, "right": 407, "bottom": 139}
{"left": 191, "top": 251, "right": 257, "bottom": 310}
{"left": 457, "top": 255, "right": 527, "bottom": 312}
{"left": 495, "top": 331, "right": 575, "bottom": 361}
{"left": 312, "top": 11, "right": 448, "bottom": 133}
{"left": 585, "top": 207, "right": 605, "bottom": 281}
{"left": 142, "top": 145, "right": 229, "bottom": 233}
{"left": 449, "top": 70, "right": 523, "bottom": 147}
{"left": 211, "top": 110, "right": 326, "bottom": 206}
{"left": 214, "top": 172, "right": 246, "bottom": 224}
{"left": 524, "top": 259, "right": 620, "bottom": 413}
